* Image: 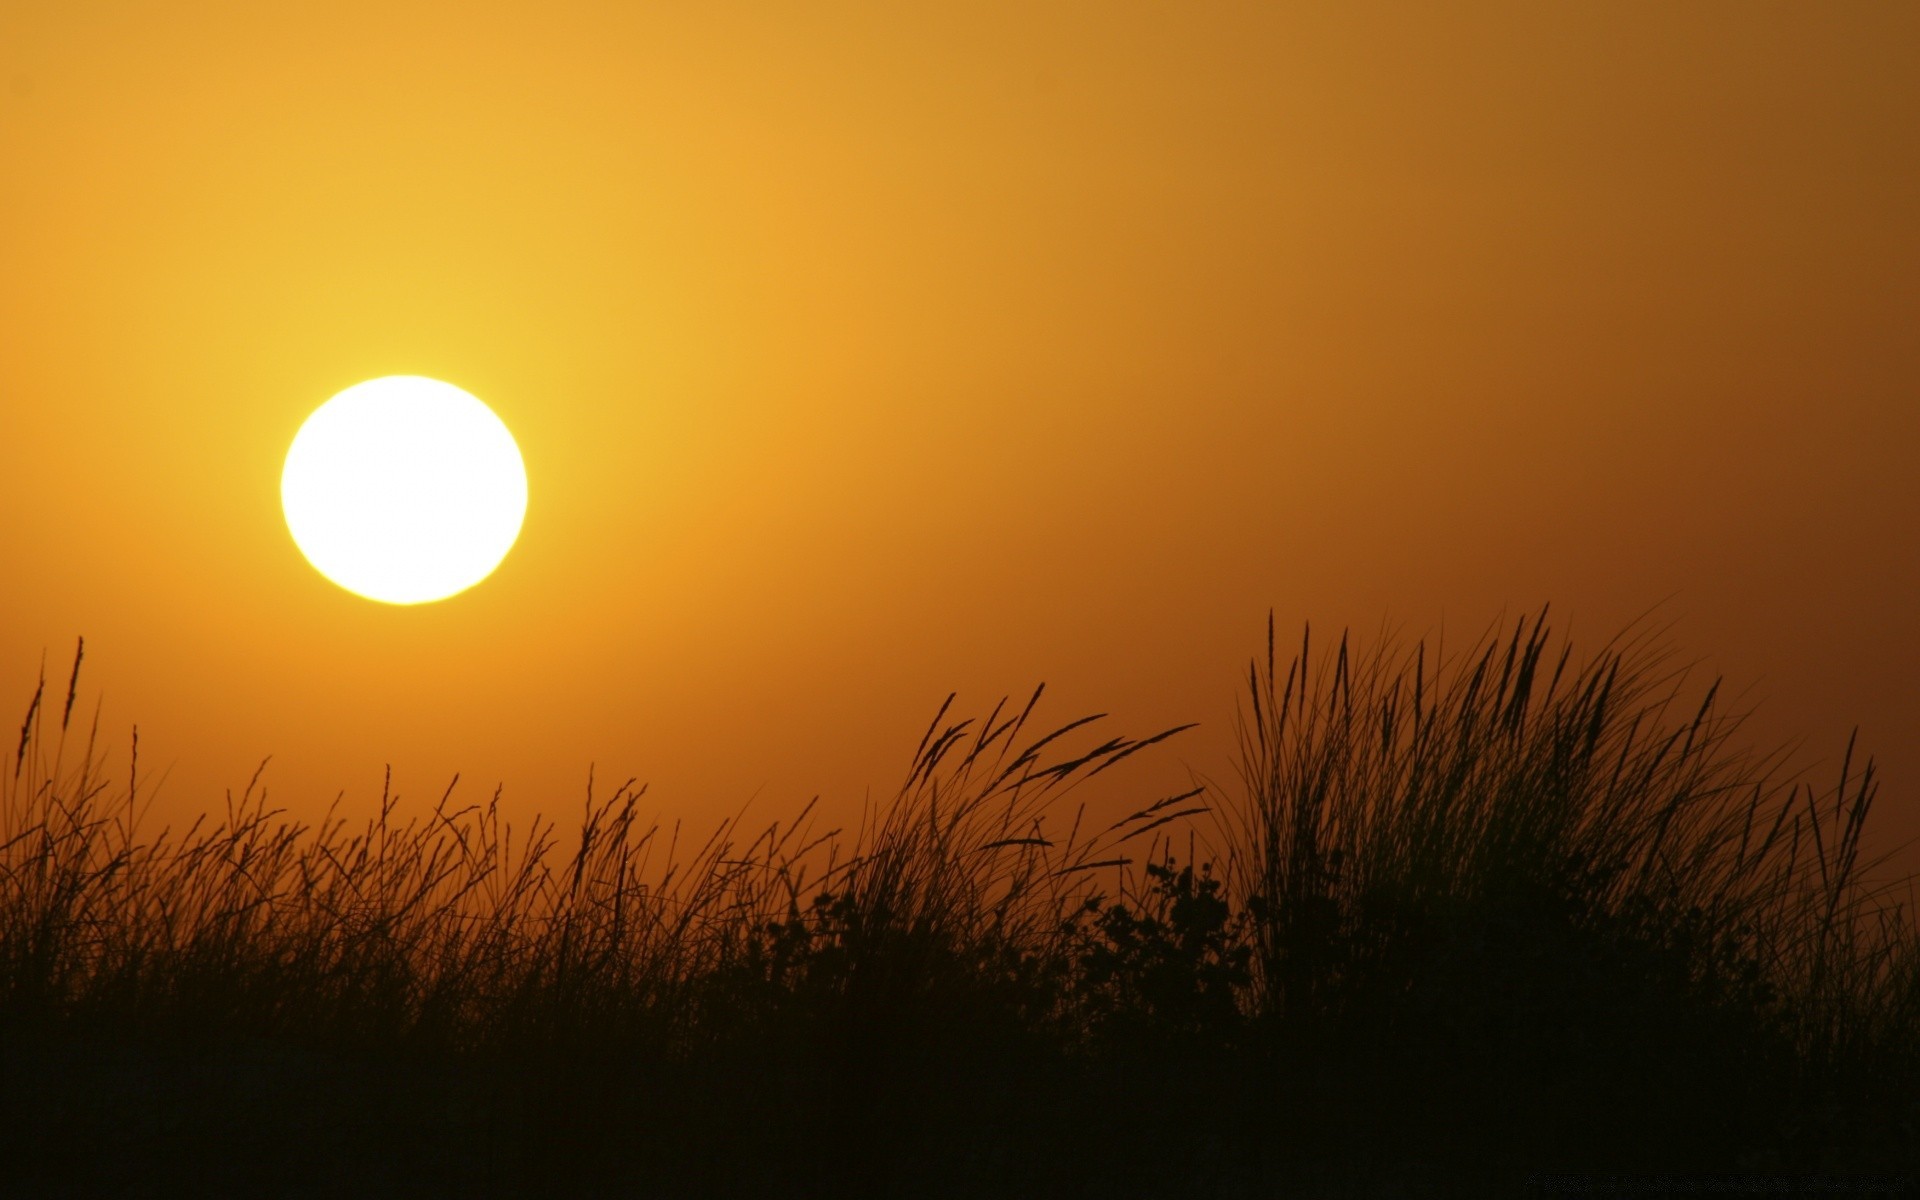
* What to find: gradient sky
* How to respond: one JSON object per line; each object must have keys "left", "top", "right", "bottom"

{"left": 2, "top": 3, "right": 1915, "bottom": 861}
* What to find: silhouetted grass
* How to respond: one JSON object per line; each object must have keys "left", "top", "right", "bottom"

{"left": 1220, "top": 613, "right": 1917, "bottom": 1185}
{"left": 1, "top": 615, "right": 1914, "bottom": 1198}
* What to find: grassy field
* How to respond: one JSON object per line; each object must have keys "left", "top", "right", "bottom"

{"left": 2, "top": 613, "right": 1915, "bottom": 1197}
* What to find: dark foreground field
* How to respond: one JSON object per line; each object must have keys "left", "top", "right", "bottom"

{"left": 3, "top": 614, "right": 1917, "bottom": 1197}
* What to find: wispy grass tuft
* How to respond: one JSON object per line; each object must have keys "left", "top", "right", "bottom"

{"left": 1219, "top": 610, "right": 1918, "bottom": 1179}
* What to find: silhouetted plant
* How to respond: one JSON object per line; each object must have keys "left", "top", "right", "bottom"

{"left": 1219, "top": 609, "right": 1915, "bottom": 1173}
{"left": 1067, "top": 856, "right": 1252, "bottom": 1045}
{"left": 1, "top": 616, "right": 1915, "bottom": 1196}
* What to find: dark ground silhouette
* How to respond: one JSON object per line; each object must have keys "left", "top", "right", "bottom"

{"left": 3, "top": 615, "right": 1915, "bottom": 1197}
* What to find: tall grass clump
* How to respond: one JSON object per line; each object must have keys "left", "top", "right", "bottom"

{"left": 1223, "top": 610, "right": 1919, "bottom": 1178}
{"left": 1, "top": 615, "right": 1915, "bottom": 1197}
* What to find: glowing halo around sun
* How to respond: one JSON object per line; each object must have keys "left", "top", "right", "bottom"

{"left": 282, "top": 376, "right": 528, "bottom": 605}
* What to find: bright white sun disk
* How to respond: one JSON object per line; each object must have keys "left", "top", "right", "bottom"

{"left": 282, "top": 376, "right": 527, "bottom": 605}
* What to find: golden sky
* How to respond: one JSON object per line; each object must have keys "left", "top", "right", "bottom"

{"left": 2, "top": 3, "right": 1915, "bottom": 857}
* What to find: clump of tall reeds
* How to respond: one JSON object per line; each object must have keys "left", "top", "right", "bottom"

{"left": 1221, "top": 610, "right": 1917, "bottom": 1172}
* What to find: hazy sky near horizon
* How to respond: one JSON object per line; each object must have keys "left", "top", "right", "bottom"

{"left": 2, "top": 3, "right": 1915, "bottom": 857}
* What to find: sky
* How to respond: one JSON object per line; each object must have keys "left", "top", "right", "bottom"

{"left": 2, "top": 2, "right": 1915, "bottom": 864}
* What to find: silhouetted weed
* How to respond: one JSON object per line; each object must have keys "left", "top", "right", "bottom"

{"left": 1067, "top": 857, "right": 1252, "bottom": 1048}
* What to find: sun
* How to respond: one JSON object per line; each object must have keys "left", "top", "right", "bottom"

{"left": 282, "top": 376, "right": 528, "bottom": 605}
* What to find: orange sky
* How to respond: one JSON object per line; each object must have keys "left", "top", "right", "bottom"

{"left": 2, "top": 3, "right": 1915, "bottom": 863}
